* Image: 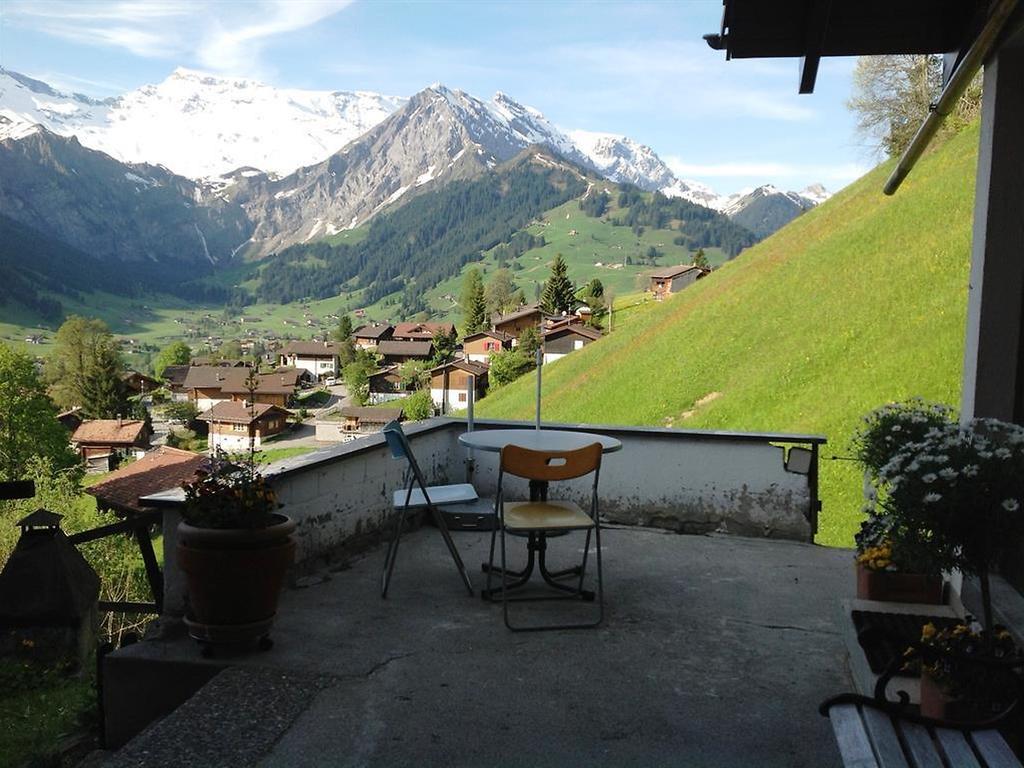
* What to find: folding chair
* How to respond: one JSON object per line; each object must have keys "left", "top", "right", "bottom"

{"left": 380, "top": 420, "right": 480, "bottom": 598}
{"left": 487, "top": 442, "right": 604, "bottom": 631}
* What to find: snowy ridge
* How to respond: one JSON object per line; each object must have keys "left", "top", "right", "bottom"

{"left": 0, "top": 66, "right": 404, "bottom": 179}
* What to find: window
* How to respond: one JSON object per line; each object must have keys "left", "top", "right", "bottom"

{"left": 458, "top": 392, "right": 467, "bottom": 402}
{"left": 485, "top": 341, "right": 496, "bottom": 351}
{"left": 574, "top": 340, "right": 585, "bottom": 350}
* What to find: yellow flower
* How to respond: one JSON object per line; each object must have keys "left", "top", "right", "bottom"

{"left": 921, "top": 623, "right": 937, "bottom": 641}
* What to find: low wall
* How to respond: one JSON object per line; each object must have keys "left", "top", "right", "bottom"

{"left": 159, "top": 418, "right": 823, "bottom": 616}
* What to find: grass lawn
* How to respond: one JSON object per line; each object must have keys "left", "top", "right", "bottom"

{"left": 253, "top": 445, "right": 317, "bottom": 464}
{"left": 477, "top": 124, "right": 978, "bottom": 547}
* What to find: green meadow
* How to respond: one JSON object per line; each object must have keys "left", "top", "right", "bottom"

{"left": 477, "top": 124, "right": 979, "bottom": 547}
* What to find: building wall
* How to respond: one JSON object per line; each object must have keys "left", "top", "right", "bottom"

{"left": 495, "top": 315, "right": 540, "bottom": 340}
{"left": 289, "top": 354, "right": 337, "bottom": 379}
{"left": 193, "top": 388, "right": 228, "bottom": 412}
{"left": 668, "top": 271, "right": 701, "bottom": 294}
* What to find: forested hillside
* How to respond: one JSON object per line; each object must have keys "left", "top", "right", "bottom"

{"left": 478, "top": 122, "right": 979, "bottom": 547}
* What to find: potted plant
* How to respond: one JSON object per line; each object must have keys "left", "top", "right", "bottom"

{"left": 879, "top": 417, "right": 1024, "bottom": 719}
{"left": 851, "top": 400, "right": 955, "bottom": 603}
{"left": 916, "top": 620, "right": 1021, "bottom": 721}
{"left": 176, "top": 374, "right": 295, "bottom": 648}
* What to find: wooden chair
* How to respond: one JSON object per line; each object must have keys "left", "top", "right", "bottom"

{"left": 487, "top": 442, "right": 604, "bottom": 631}
{"left": 380, "top": 420, "right": 479, "bottom": 598}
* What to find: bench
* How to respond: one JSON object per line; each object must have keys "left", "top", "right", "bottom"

{"left": 823, "top": 699, "right": 1020, "bottom": 768}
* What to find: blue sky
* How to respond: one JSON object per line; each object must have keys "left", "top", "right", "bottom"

{"left": 0, "top": 0, "right": 872, "bottom": 194}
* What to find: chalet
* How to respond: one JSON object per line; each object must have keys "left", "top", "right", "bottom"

{"left": 199, "top": 401, "right": 291, "bottom": 453}
{"left": 367, "top": 365, "right": 415, "bottom": 404}
{"left": 161, "top": 365, "right": 191, "bottom": 402}
{"left": 352, "top": 323, "right": 393, "bottom": 350}
{"left": 429, "top": 360, "right": 488, "bottom": 414}
{"left": 182, "top": 366, "right": 301, "bottom": 410}
{"left": 278, "top": 340, "right": 339, "bottom": 380}
{"left": 56, "top": 407, "right": 84, "bottom": 433}
{"left": 121, "top": 370, "right": 161, "bottom": 398}
{"left": 391, "top": 322, "right": 456, "bottom": 343}
{"left": 648, "top": 265, "right": 708, "bottom": 300}
{"left": 71, "top": 419, "right": 151, "bottom": 472}
{"left": 189, "top": 357, "right": 247, "bottom": 367}
{"left": 462, "top": 330, "right": 513, "bottom": 363}
{"left": 336, "top": 406, "right": 403, "bottom": 440}
{"left": 377, "top": 340, "right": 433, "bottom": 365}
{"left": 86, "top": 446, "right": 205, "bottom": 517}
{"left": 541, "top": 323, "right": 602, "bottom": 364}
{"left": 492, "top": 304, "right": 543, "bottom": 341}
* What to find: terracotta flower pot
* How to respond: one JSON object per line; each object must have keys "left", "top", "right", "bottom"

{"left": 919, "top": 670, "right": 993, "bottom": 723}
{"left": 856, "top": 563, "right": 944, "bottom": 604}
{"left": 177, "top": 514, "right": 296, "bottom": 645}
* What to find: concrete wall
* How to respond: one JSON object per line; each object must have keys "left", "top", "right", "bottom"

{"left": 160, "top": 418, "right": 822, "bottom": 616}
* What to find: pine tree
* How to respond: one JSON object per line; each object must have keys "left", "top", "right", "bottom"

{"left": 540, "top": 254, "right": 575, "bottom": 316}
{"left": 692, "top": 248, "right": 710, "bottom": 270}
{"left": 460, "top": 267, "right": 488, "bottom": 336}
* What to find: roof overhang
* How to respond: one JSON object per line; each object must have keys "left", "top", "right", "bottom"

{"left": 704, "top": 0, "right": 989, "bottom": 93}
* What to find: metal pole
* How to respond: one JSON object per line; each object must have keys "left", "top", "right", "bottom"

{"left": 535, "top": 347, "right": 543, "bottom": 430}
{"left": 465, "top": 373, "right": 475, "bottom": 483}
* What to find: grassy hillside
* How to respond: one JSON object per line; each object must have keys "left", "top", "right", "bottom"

{"left": 477, "top": 123, "right": 979, "bottom": 547}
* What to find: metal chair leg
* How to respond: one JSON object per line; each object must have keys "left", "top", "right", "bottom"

{"left": 380, "top": 507, "right": 406, "bottom": 599}
{"left": 426, "top": 503, "right": 474, "bottom": 596}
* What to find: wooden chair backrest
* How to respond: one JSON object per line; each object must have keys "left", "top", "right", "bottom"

{"left": 500, "top": 442, "right": 602, "bottom": 482}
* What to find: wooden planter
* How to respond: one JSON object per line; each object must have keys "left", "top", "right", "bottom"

{"left": 856, "top": 563, "right": 944, "bottom": 604}
{"left": 177, "top": 514, "right": 296, "bottom": 647}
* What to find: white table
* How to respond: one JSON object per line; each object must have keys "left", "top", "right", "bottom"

{"left": 458, "top": 428, "right": 621, "bottom": 600}
{"left": 458, "top": 428, "right": 622, "bottom": 454}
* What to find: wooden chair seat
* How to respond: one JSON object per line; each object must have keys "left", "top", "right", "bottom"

{"left": 502, "top": 500, "right": 595, "bottom": 531}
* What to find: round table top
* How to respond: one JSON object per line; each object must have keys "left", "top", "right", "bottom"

{"left": 458, "top": 428, "right": 622, "bottom": 454}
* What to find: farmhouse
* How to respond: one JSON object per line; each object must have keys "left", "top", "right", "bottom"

{"left": 541, "top": 322, "right": 602, "bottom": 364}
{"left": 391, "top": 321, "right": 455, "bottom": 342}
{"left": 492, "top": 304, "right": 543, "bottom": 340}
{"left": 428, "top": 359, "right": 488, "bottom": 413}
{"left": 86, "top": 446, "right": 205, "bottom": 517}
{"left": 278, "top": 340, "right": 339, "bottom": 380}
{"left": 160, "top": 365, "right": 191, "bottom": 402}
{"left": 199, "top": 401, "right": 291, "bottom": 453}
{"left": 182, "top": 366, "right": 301, "bottom": 410}
{"left": 377, "top": 340, "right": 433, "bottom": 365}
{"left": 341, "top": 406, "right": 403, "bottom": 437}
{"left": 367, "top": 365, "right": 415, "bottom": 404}
{"left": 352, "top": 323, "right": 393, "bottom": 350}
{"left": 70, "top": 418, "right": 151, "bottom": 472}
{"left": 121, "top": 370, "right": 161, "bottom": 398}
{"left": 648, "top": 264, "right": 708, "bottom": 299}
{"left": 462, "top": 330, "right": 513, "bottom": 363}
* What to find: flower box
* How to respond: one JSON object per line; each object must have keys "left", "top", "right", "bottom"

{"left": 856, "top": 563, "right": 944, "bottom": 604}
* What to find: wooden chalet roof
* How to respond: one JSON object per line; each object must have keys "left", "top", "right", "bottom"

{"left": 86, "top": 447, "right": 205, "bottom": 516}
{"left": 279, "top": 340, "right": 339, "bottom": 357}
{"left": 340, "top": 406, "right": 403, "bottom": 422}
{"left": 353, "top": 323, "right": 394, "bottom": 340}
{"left": 197, "top": 401, "right": 291, "bottom": 425}
{"left": 161, "top": 365, "right": 190, "bottom": 387}
{"left": 492, "top": 303, "right": 542, "bottom": 326}
{"left": 182, "top": 366, "right": 301, "bottom": 395}
{"left": 463, "top": 329, "right": 514, "bottom": 343}
{"left": 649, "top": 264, "right": 704, "bottom": 280}
{"left": 542, "top": 323, "right": 603, "bottom": 342}
{"left": 392, "top": 322, "right": 455, "bottom": 341}
{"left": 704, "top": 0, "right": 987, "bottom": 93}
{"left": 378, "top": 340, "right": 433, "bottom": 357}
{"left": 430, "top": 359, "right": 489, "bottom": 377}
{"left": 71, "top": 419, "right": 148, "bottom": 446}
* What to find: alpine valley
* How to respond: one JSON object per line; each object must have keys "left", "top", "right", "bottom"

{"left": 0, "top": 66, "right": 830, "bottom": 333}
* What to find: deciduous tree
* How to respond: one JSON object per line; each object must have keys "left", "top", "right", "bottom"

{"left": 46, "top": 316, "right": 127, "bottom": 417}
{"left": 153, "top": 341, "right": 191, "bottom": 378}
{"left": 485, "top": 268, "right": 520, "bottom": 318}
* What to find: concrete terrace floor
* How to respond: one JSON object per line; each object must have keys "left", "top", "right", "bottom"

{"left": 102, "top": 527, "right": 855, "bottom": 768}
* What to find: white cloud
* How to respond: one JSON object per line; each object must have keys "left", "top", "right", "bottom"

{"left": 3, "top": 1, "right": 352, "bottom": 76}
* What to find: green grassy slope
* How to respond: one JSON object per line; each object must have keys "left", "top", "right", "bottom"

{"left": 477, "top": 124, "right": 979, "bottom": 547}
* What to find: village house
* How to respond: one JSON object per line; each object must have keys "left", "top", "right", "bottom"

{"left": 121, "top": 370, "right": 161, "bottom": 398}
{"left": 315, "top": 406, "right": 404, "bottom": 443}
{"left": 85, "top": 446, "right": 205, "bottom": 518}
{"left": 377, "top": 340, "right": 434, "bottom": 366}
{"left": 541, "top": 322, "right": 603, "bottom": 364}
{"left": 182, "top": 366, "right": 301, "bottom": 410}
{"left": 160, "top": 365, "right": 191, "bottom": 402}
{"left": 367, "top": 365, "right": 415, "bottom": 404}
{"left": 462, "top": 330, "right": 513, "bottom": 363}
{"left": 352, "top": 323, "right": 393, "bottom": 350}
{"left": 277, "top": 340, "right": 339, "bottom": 380}
{"left": 428, "top": 359, "right": 488, "bottom": 413}
{"left": 56, "top": 407, "right": 84, "bottom": 434}
{"left": 491, "top": 304, "right": 543, "bottom": 341}
{"left": 70, "top": 418, "right": 151, "bottom": 472}
{"left": 391, "top": 321, "right": 456, "bottom": 343}
{"left": 199, "top": 401, "right": 291, "bottom": 453}
{"left": 648, "top": 264, "right": 708, "bottom": 300}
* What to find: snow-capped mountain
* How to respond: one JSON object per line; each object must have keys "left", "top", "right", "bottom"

{"left": 720, "top": 184, "right": 824, "bottom": 239}
{"left": 0, "top": 67, "right": 404, "bottom": 179}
